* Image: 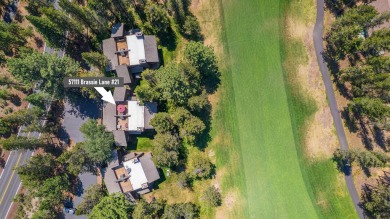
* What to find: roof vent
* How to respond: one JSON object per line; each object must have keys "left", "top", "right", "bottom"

{"left": 135, "top": 32, "right": 143, "bottom": 37}
{"left": 139, "top": 59, "right": 147, "bottom": 63}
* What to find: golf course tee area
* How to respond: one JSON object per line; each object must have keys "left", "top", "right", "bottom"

{"left": 210, "top": 0, "right": 357, "bottom": 218}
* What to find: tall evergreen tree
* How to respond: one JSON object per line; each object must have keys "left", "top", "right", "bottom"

{"left": 41, "top": 7, "right": 84, "bottom": 36}
{"left": 7, "top": 51, "right": 80, "bottom": 99}
{"left": 26, "top": 15, "right": 66, "bottom": 49}
{"left": 349, "top": 97, "right": 390, "bottom": 122}
{"left": 362, "top": 174, "right": 390, "bottom": 218}
{"left": 144, "top": 1, "right": 170, "bottom": 34}
{"left": 59, "top": 0, "right": 108, "bottom": 36}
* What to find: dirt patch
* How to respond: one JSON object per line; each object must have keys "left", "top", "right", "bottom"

{"left": 215, "top": 189, "right": 242, "bottom": 219}
{"left": 17, "top": 1, "right": 44, "bottom": 52}
{"left": 190, "top": 0, "right": 225, "bottom": 68}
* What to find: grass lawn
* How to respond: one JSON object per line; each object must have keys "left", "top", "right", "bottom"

{"left": 210, "top": 0, "right": 357, "bottom": 218}
{"left": 127, "top": 136, "right": 154, "bottom": 152}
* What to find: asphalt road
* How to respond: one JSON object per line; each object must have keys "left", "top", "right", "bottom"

{"left": 0, "top": 0, "right": 68, "bottom": 218}
{"left": 313, "top": 0, "right": 364, "bottom": 218}
{"left": 0, "top": 150, "right": 33, "bottom": 219}
{"left": 0, "top": 101, "right": 41, "bottom": 219}
{"left": 0, "top": 44, "right": 64, "bottom": 218}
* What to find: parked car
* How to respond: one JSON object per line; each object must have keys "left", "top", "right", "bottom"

{"left": 64, "top": 207, "right": 76, "bottom": 214}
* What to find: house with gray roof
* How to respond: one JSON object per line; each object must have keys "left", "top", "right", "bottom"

{"left": 102, "top": 24, "right": 160, "bottom": 76}
{"left": 102, "top": 24, "right": 159, "bottom": 147}
{"left": 103, "top": 96, "right": 157, "bottom": 146}
{"left": 104, "top": 151, "right": 160, "bottom": 197}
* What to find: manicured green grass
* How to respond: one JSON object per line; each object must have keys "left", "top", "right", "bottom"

{"left": 282, "top": 38, "right": 357, "bottom": 219}
{"left": 212, "top": 0, "right": 357, "bottom": 218}
{"left": 127, "top": 136, "right": 153, "bottom": 152}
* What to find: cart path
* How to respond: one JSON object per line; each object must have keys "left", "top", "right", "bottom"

{"left": 313, "top": 0, "right": 364, "bottom": 218}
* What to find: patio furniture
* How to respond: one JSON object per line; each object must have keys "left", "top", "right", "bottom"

{"left": 117, "top": 104, "right": 126, "bottom": 113}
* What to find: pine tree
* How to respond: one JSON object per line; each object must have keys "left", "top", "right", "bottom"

{"left": 41, "top": 7, "right": 83, "bottom": 36}
{"left": 81, "top": 52, "right": 108, "bottom": 72}
{"left": 349, "top": 98, "right": 390, "bottom": 122}
{"left": 59, "top": 0, "right": 108, "bottom": 36}
{"left": 26, "top": 15, "right": 66, "bottom": 49}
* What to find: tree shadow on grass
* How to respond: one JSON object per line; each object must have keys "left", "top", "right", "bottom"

{"left": 373, "top": 125, "right": 387, "bottom": 151}
{"left": 157, "top": 27, "right": 178, "bottom": 53}
{"left": 361, "top": 165, "right": 372, "bottom": 177}
{"left": 0, "top": 157, "right": 5, "bottom": 168}
{"left": 341, "top": 107, "right": 359, "bottom": 133}
{"left": 357, "top": 118, "right": 374, "bottom": 151}
{"left": 194, "top": 104, "right": 212, "bottom": 150}
{"left": 152, "top": 168, "right": 167, "bottom": 190}
{"left": 334, "top": 157, "right": 353, "bottom": 176}
{"left": 10, "top": 94, "right": 21, "bottom": 106}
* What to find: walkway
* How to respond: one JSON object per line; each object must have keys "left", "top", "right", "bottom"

{"left": 313, "top": 0, "right": 364, "bottom": 218}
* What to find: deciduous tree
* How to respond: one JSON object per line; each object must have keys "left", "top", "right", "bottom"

{"left": 155, "top": 63, "right": 201, "bottom": 106}
{"left": 162, "top": 203, "right": 199, "bottom": 219}
{"left": 58, "top": 143, "right": 94, "bottom": 176}
{"left": 76, "top": 185, "right": 106, "bottom": 215}
{"left": 188, "top": 92, "right": 209, "bottom": 112}
{"left": 132, "top": 199, "right": 165, "bottom": 219}
{"left": 171, "top": 107, "right": 205, "bottom": 143}
{"left": 187, "top": 153, "right": 213, "bottom": 179}
{"left": 89, "top": 193, "right": 133, "bottom": 219}
{"left": 183, "top": 42, "right": 220, "bottom": 92}
{"left": 201, "top": 186, "right": 222, "bottom": 207}
{"left": 182, "top": 16, "right": 201, "bottom": 40}
{"left": 144, "top": 2, "right": 170, "bottom": 34}
{"left": 150, "top": 113, "right": 175, "bottom": 133}
{"left": 80, "top": 119, "right": 114, "bottom": 165}
{"left": 152, "top": 132, "right": 182, "bottom": 167}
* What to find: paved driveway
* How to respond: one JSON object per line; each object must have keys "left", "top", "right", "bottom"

{"left": 59, "top": 96, "right": 100, "bottom": 143}
{"left": 59, "top": 96, "right": 100, "bottom": 219}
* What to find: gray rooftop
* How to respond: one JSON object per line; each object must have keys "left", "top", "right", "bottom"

{"left": 113, "top": 130, "right": 127, "bottom": 147}
{"left": 144, "top": 35, "right": 160, "bottom": 64}
{"left": 116, "top": 65, "right": 133, "bottom": 84}
{"left": 113, "top": 87, "right": 127, "bottom": 102}
{"left": 103, "top": 103, "right": 117, "bottom": 131}
{"left": 144, "top": 102, "right": 157, "bottom": 129}
{"left": 111, "top": 23, "right": 125, "bottom": 38}
{"left": 102, "top": 38, "right": 118, "bottom": 71}
{"left": 140, "top": 153, "right": 160, "bottom": 183}
{"left": 103, "top": 150, "right": 122, "bottom": 194}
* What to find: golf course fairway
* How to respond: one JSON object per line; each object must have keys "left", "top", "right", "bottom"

{"left": 211, "top": 0, "right": 357, "bottom": 218}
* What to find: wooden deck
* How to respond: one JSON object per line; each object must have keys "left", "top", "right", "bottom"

{"left": 114, "top": 167, "right": 133, "bottom": 193}
{"left": 116, "top": 41, "right": 130, "bottom": 66}
{"left": 116, "top": 105, "right": 128, "bottom": 131}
